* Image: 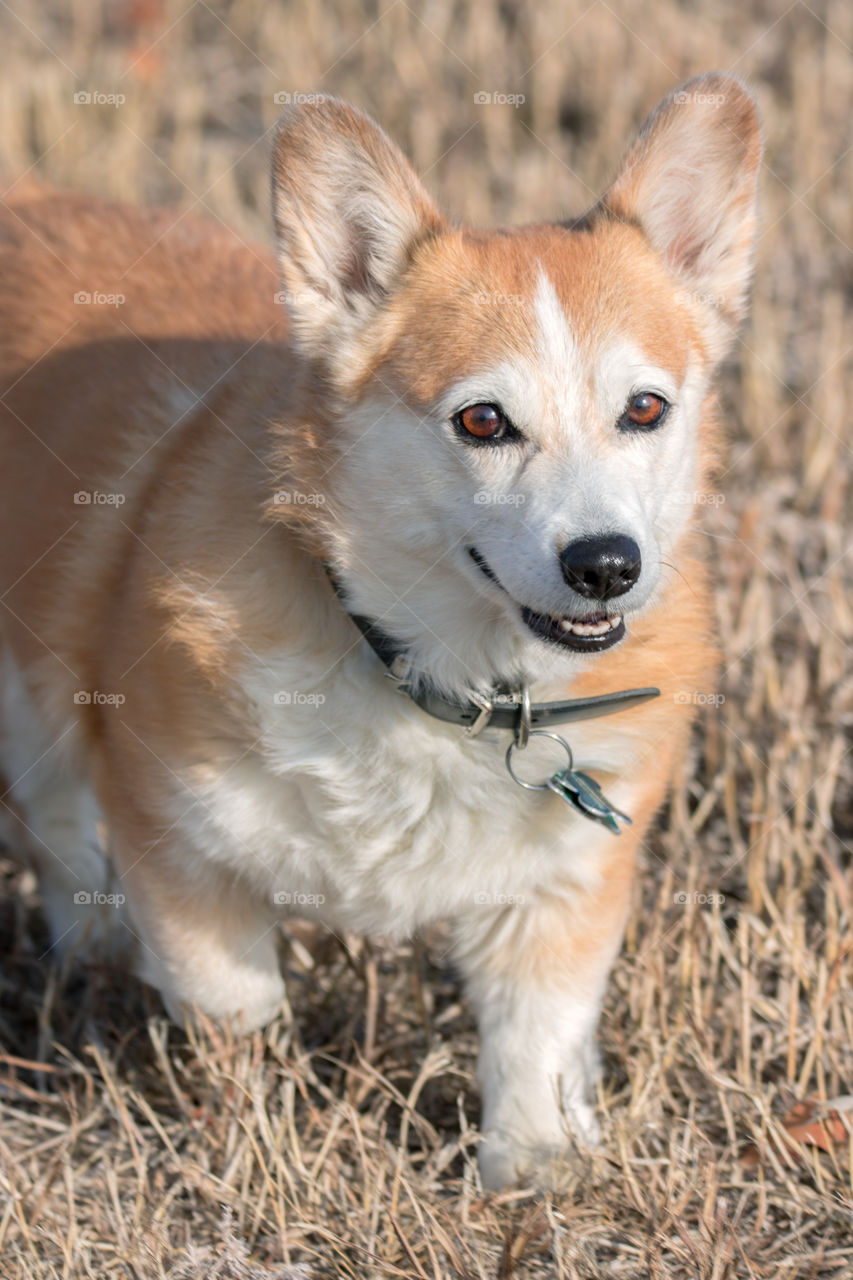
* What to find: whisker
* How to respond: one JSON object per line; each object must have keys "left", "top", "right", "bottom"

{"left": 658, "top": 559, "right": 700, "bottom": 601}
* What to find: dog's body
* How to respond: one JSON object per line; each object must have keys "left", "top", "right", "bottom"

{"left": 0, "top": 75, "right": 760, "bottom": 1186}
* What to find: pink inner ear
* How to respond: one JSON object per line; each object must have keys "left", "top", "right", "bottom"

{"left": 602, "top": 77, "right": 761, "bottom": 323}
{"left": 339, "top": 232, "right": 373, "bottom": 294}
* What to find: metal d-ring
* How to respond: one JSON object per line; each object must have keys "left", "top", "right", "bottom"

{"left": 514, "top": 683, "right": 532, "bottom": 750}
{"left": 505, "top": 729, "right": 574, "bottom": 790}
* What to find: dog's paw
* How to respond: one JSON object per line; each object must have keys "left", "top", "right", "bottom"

{"left": 478, "top": 1106, "right": 601, "bottom": 1190}
{"left": 159, "top": 972, "right": 287, "bottom": 1034}
{"left": 142, "top": 945, "right": 287, "bottom": 1034}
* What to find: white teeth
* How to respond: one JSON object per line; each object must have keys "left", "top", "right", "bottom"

{"left": 558, "top": 614, "right": 623, "bottom": 637}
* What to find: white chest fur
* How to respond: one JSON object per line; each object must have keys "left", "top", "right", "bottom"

{"left": 186, "top": 642, "right": 647, "bottom": 936}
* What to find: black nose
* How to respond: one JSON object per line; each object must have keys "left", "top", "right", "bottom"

{"left": 560, "top": 534, "right": 641, "bottom": 600}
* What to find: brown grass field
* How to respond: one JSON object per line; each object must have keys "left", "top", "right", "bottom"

{"left": 1, "top": 0, "right": 851, "bottom": 1276}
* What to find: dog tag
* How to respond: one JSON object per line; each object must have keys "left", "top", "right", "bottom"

{"left": 505, "top": 729, "right": 632, "bottom": 836}
{"left": 546, "top": 768, "right": 632, "bottom": 835}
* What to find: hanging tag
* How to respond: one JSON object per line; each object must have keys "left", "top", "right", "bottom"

{"left": 546, "top": 769, "right": 632, "bottom": 834}
{"left": 505, "top": 730, "right": 631, "bottom": 836}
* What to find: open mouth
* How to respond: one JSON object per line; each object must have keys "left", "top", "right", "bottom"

{"left": 468, "top": 546, "right": 626, "bottom": 653}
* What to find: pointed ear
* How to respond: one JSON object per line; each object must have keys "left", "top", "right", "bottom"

{"left": 271, "top": 97, "right": 445, "bottom": 358}
{"left": 602, "top": 73, "right": 762, "bottom": 353}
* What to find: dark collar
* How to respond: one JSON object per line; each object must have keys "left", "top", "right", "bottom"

{"left": 327, "top": 571, "right": 660, "bottom": 736}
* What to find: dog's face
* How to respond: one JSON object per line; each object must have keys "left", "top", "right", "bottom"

{"left": 348, "top": 228, "right": 706, "bottom": 666}
{"left": 271, "top": 77, "right": 761, "bottom": 693}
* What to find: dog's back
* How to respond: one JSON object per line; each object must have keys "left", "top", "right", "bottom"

{"left": 0, "top": 189, "right": 293, "bottom": 668}
{"left": 0, "top": 191, "right": 295, "bottom": 943}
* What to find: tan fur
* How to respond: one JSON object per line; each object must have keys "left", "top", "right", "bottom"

{"left": 0, "top": 75, "right": 761, "bottom": 1189}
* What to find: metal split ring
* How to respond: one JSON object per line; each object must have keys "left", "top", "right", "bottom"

{"left": 505, "top": 730, "right": 574, "bottom": 790}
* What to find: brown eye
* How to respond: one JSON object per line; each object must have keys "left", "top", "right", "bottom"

{"left": 458, "top": 403, "right": 505, "bottom": 439}
{"left": 452, "top": 402, "right": 522, "bottom": 446}
{"left": 622, "top": 391, "right": 668, "bottom": 430}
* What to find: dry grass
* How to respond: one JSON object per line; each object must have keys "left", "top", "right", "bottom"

{"left": 1, "top": 0, "right": 852, "bottom": 1276}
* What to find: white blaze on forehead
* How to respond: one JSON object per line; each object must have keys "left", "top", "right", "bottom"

{"left": 437, "top": 268, "right": 587, "bottom": 442}
{"left": 532, "top": 268, "right": 583, "bottom": 394}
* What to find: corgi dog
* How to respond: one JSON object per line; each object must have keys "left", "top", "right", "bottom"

{"left": 0, "top": 72, "right": 761, "bottom": 1188}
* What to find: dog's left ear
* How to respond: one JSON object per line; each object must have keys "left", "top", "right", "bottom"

{"left": 271, "top": 96, "right": 446, "bottom": 361}
{"left": 603, "top": 73, "right": 762, "bottom": 355}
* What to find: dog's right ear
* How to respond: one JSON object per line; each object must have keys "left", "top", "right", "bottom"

{"left": 271, "top": 97, "right": 445, "bottom": 360}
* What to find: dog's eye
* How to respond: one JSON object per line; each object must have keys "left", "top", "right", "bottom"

{"left": 620, "top": 392, "right": 669, "bottom": 431}
{"left": 453, "top": 403, "right": 517, "bottom": 444}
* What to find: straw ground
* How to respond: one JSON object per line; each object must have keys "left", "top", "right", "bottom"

{"left": 0, "top": 1, "right": 851, "bottom": 1276}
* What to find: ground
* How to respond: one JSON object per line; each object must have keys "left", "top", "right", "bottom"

{"left": 0, "top": 0, "right": 851, "bottom": 1276}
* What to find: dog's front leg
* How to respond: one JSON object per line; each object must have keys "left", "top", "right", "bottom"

{"left": 455, "top": 843, "right": 637, "bottom": 1190}
{"left": 108, "top": 818, "right": 286, "bottom": 1032}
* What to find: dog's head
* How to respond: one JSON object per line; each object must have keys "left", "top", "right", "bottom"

{"left": 270, "top": 76, "right": 761, "bottom": 696}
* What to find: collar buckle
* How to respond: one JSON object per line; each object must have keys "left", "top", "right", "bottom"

{"left": 385, "top": 654, "right": 412, "bottom": 683}
{"left": 464, "top": 691, "right": 494, "bottom": 738}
